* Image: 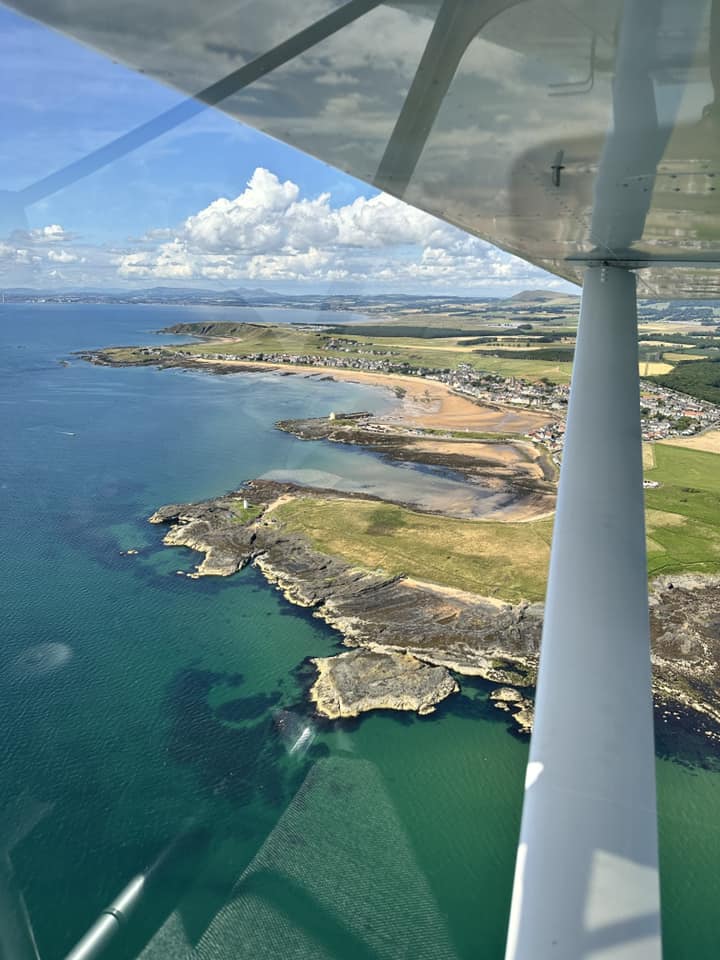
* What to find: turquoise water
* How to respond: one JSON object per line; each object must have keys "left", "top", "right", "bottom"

{"left": 2, "top": 304, "right": 719, "bottom": 959}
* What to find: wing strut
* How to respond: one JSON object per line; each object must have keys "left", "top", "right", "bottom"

{"left": 505, "top": 263, "right": 661, "bottom": 960}
{"left": 375, "top": 0, "right": 525, "bottom": 197}
{"left": 17, "top": 0, "right": 383, "bottom": 209}
{"left": 505, "top": 3, "right": 674, "bottom": 952}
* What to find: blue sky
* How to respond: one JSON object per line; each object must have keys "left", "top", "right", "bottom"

{"left": 0, "top": 5, "right": 572, "bottom": 295}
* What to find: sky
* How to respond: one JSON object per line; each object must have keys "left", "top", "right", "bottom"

{"left": 0, "top": 4, "right": 576, "bottom": 296}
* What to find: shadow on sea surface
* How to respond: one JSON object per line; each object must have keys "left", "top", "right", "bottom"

{"left": 112, "top": 663, "right": 331, "bottom": 959}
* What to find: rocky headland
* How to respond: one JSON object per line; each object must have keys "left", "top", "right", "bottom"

{"left": 149, "top": 480, "right": 542, "bottom": 728}
{"left": 77, "top": 346, "right": 274, "bottom": 377}
{"left": 148, "top": 480, "right": 720, "bottom": 744}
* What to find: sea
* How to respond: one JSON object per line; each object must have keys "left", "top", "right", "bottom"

{"left": 1, "top": 303, "right": 719, "bottom": 960}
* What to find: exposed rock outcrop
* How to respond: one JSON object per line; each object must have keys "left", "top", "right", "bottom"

{"left": 149, "top": 481, "right": 540, "bottom": 730}
{"left": 150, "top": 499, "right": 258, "bottom": 577}
{"left": 310, "top": 649, "right": 460, "bottom": 719}
{"left": 489, "top": 687, "right": 534, "bottom": 735}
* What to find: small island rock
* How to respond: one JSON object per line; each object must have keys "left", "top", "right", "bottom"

{"left": 310, "top": 648, "right": 459, "bottom": 719}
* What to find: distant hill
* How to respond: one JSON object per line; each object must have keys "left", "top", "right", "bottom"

{"left": 507, "top": 289, "right": 579, "bottom": 302}
{"left": 132, "top": 285, "right": 275, "bottom": 299}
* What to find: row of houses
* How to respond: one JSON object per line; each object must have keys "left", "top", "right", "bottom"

{"left": 140, "top": 345, "right": 720, "bottom": 451}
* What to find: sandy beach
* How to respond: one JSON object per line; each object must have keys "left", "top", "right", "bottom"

{"left": 194, "top": 357, "right": 553, "bottom": 434}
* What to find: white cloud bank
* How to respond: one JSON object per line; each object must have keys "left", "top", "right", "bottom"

{"left": 113, "top": 167, "right": 567, "bottom": 292}
{"left": 1, "top": 170, "right": 571, "bottom": 293}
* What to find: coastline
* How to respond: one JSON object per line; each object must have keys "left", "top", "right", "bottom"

{"left": 147, "top": 480, "right": 720, "bottom": 745}
{"left": 83, "top": 344, "right": 559, "bottom": 521}
{"left": 190, "top": 357, "right": 557, "bottom": 434}
{"left": 83, "top": 337, "right": 720, "bottom": 753}
{"left": 273, "top": 412, "right": 557, "bottom": 521}
{"left": 80, "top": 348, "right": 554, "bottom": 434}
{"left": 149, "top": 480, "right": 542, "bottom": 732}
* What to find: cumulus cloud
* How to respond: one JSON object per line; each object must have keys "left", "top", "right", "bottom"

{"left": 0, "top": 223, "right": 99, "bottom": 285}
{"left": 28, "top": 224, "right": 71, "bottom": 243}
{"left": 47, "top": 248, "right": 79, "bottom": 263}
{"left": 0, "top": 176, "right": 568, "bottom": 294}
{"left": 115, "top": 167, "right": 560, "bottom": 291}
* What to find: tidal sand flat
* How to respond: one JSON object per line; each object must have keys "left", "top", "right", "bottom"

{"left": 273, "top": 411, "right": 557, "bottom": 520}
{"left": 191, "top": 358, "right": 555, "bottom": 434}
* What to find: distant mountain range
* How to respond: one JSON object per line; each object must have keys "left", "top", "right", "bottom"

{"left": 1, "top": 285, "right": 275, "bottom": 302}
{"left": 0, "top": 287, "right": 506, "bottom": 311}
{"left": 0, "top": 285, "right": 575, "bottom": 307}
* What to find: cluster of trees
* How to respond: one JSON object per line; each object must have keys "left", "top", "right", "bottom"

{"left": 650, "top": 358, "right": 720, "bottom": 404}
{"left": 473, "top": 348, "right": 574, "bottom": 361}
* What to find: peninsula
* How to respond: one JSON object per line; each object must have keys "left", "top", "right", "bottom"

{"left": 148, "top": 477, "right": 720, "bottom": 742}
{"left": 83, "top": 306, "right": 720, "bottom": 751}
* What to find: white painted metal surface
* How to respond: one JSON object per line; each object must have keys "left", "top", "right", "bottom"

{"left": 505, "top": 265, "right": 660, "bottom": 960}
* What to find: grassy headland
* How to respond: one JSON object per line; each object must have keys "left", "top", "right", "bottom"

{"left": 273, "top": 497, "right": 554, "bottom": 602}
{"left": 267, "top": 441, "right": 720, "bottom": 603}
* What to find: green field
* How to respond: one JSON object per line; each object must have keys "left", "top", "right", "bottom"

{"left": 274, "top": 498, "right": 554, "bottom": 602}
{"left": 158, "top": 322, "right": 576, "bottom": 383}
{"left": 177, "top": 324, "right": 321, "bottom": 356}
{"left": 270, "top": 442, "right": 720, "bottom": 603}
{"left": 357, "top": 343, "right": 573, "bottom": 381}
{"left": 645, "top": 444, "right": 720, "bottom": 577}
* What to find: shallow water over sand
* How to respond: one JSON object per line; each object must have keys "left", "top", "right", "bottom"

{"left": 261, "top": 463, "right": 511, "bottom": 518}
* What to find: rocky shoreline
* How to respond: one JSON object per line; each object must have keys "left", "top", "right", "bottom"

{"left": 149, "top": 480, "right": 541, "bottom": 730}
{"left": 147, "top": 480, "right": 720, "bottom": 745}
{"left": 77, "top": 347, "right": 278, "bottom": 377}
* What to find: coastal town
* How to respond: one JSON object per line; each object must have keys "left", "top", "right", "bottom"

{"left": 127, "top": 341, "right": 720, "bottom": 459}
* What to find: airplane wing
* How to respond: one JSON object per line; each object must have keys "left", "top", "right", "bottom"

{"left": 5, "top": 0, "right": 720, "bottom": 296}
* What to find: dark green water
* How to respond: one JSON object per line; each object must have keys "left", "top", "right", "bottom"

{"left": 1, "top": 304, "right": 719, "bottom": 959}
